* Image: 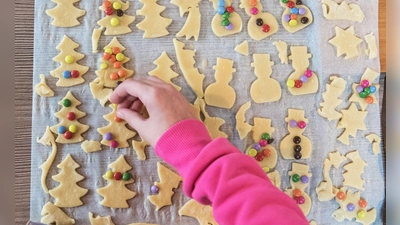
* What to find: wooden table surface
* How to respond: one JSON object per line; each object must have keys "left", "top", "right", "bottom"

{"left": 15, "top": 1, "right": 386, "bottom": 224}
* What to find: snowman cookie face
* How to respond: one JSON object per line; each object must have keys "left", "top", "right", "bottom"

{"left": 279, "top": 0, "right": 313, "bottom": 33}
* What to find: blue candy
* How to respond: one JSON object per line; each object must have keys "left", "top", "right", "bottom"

{"left": 63, "top": 70, "right": 71, "bottom": 79}
{"left": 290, "top": 7, "right": 299, "bottom": 14}
{"left": 369, "top": 85, "right": 377, "bottom": 93}
{"left": 218, "top": 0, "right": 225, "bottom": 7}
{"left": 58, "top": 126, "right": 67, "bottom": 134}
{"left": 217, "top": 6, "right": 225, "bottom": 15}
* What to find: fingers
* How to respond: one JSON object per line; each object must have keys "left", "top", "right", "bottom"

{"left": 116, "top": 108, "right": 146, "bottom": 132}
{"left": 110, "top": 79, "right": 151, "bottom": 104}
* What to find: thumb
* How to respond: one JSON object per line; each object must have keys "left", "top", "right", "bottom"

{"left": 116, "top": 108, "right": 146, "bottom": 132}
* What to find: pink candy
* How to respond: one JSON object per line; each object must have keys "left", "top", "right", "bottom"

{"left": 361, "top": 79, "right": 369, "bottom": 88}
{"left": 259, "top": 139, "right": 268, "bottom": 147}
{"left": 250, "top": 7, "right": 258, "bottom": 15}
{"left": 304, "top": 69, "right": 313, "bottom": 78}
{"left": 297, "top": 121, "right": 306, "bottom": 129}
{"left": 110, "top": 140, "right": 119, "bottom": 148}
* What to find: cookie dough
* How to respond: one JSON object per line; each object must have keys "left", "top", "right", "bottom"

{"left": 46, "top": 0, "right": 85, "bottom": 27}
{"left": 172, "top": 0, "right": 201, "bottom": 41}
{"left": 50, "top": 35, "right": 88, "bottom": 87}
{"left": 89, "top": 77, "right": 113, "bottom": 106}
{"left": 234, "top": 40, "right": 248, "bottom": 56}
{"left": 132, "top": 136, "right": 150, "bottom": 160}
{"left": 267, "top": 170, "right": 281, "bottom": 189}
{"left": 273, "top": 40, "right": 288, "bottom": 64}
{"left": 34, "top": 74, "right": 54, "bottom": 97}
{"left": 250, "top": 54, "right": 281, "bottom": 103}
{"left": 179, "top": 199, "right": 218, "bottom": 225}
{"left": 337, "top": 103, "right": 367, "bottom": 145}
{"left": 364, "top": 33, "right": 378, "bottom": 59}
{"left": 342, "top": 150, "right": 367, "bottom": 191}
{"left": 49, "top": 91, "right": 89, "bottom": 144}
{"left": 136, "top": 0, "right": 172, "bottom": 38}
{"left": 149, "top": 51, "right": 181, "bottom": 91}
{"left": 318, "top": 76, "right": 347, "bottom": 121}
{"left": 173, "top": 38, "right": 205, "bottom": 98}
{"left": 89, "top": 212, "right": 115, "bottom": 225}
{"left": 49, "top": 154, "right": 88, "bottom": 207}
{"left": 329, "top": 26, "right": 363, "bottom": 59}
{"left": 279, "top": 0, "right": 313, "bottom": 33}
{"left": 81, "top": 140, "right": 102, "bottom": 153}
{"left": 97, "top": 155, "right": 137, "bottom": 208}
{"left": 235, "top": 101, "right": 253, "bottom": 139}
{"left": 365, "top": 133, "right": 381, "bottom": 155}
{"left": 37, "top": 126, "right": 57, "bottom": 193}
{"left": 41, "top": 202, "right": 75, "bottom": 225}
{"left": 92, "top": 27, "right": 104, "bottom": 53}
{"left": 194, "top": 98, "right": 228, "bottom": 139}
{"left": 97, "top": 0, "right": 135, "bottom": 35}
{"left": 348, "top": 67, "right": 380, "bottom": 111}
{"left": 148, "top": 162, "right": 182, "bottom": 210}
{"left": 322, "top": 0, "right": 364, "bottom": 22}
{"left": 204, "top": 57, "right": 236, "bottom": 109}
{"left": 210, "top": 0, "right": 242, "bottom": 37}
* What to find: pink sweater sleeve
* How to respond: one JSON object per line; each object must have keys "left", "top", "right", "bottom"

{"left": 155, "top": 119, "right": 309, "bottom": 225}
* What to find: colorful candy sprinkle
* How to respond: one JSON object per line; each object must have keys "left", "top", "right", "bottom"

{"left": 255, "top": 153, "right": 264, "bottom": 161}
{"left": 249, "top": 148, "right": 258, "bottom": 157}
{"left": 105, "top": 170, "right": 113, "bottom": 179}
{"left": 356, "top": 85, "right": 364, "bottom": 93}
{"left": 250, "top": 7, "right": 258, "bottom": 15}
{"left": 63, "top": 70, "right": 71, "bottom": 79}
{"left": 113, "top": 2, "right": 122, "bottom": 10}
{"left": 104, "top": 132, "right": 113, "bottom": 141}
{"left": 290, "top": 7, "right": 299, "bottom": 14}
{"left": 289, "top": 20, "right": 297, "bottom": 27}
{"left": 289, "top": 119, "right": 297, "bottom": 128}
{"left": 110, "top": 18, "right": 119, "bottom": 27}
{"left": 63, "top": 99, "right": 72, "bottom": 107}
{"left": 296, "top": 196, "right": 305, "bottom": 204}
{"left": 294, "top": 80, "right": 302, "bottom": 88}
{"left": 110, "top": 140, "right": 119, "bottom": 148}
{"left": 370, "top": 85, "right": 376, "bottom": 93}
{"left": 256, "top": 18, "right": 263, "bottom": 26}
{"left": 65, "top": 55, "right": 75, "bottom": 64}
{"left": 261, "top": 133, "right": 270, "bottom": 140}
{"left": 263, "top": 149, "right": 271, "bottom": 157}
{"left": 122, "top": 172, "right": 131, "bottom": 181}
{"left": 225, "top": 23, "right": 234, "bottom": 30}
{"left": 358, "top": 199, "right": 368, "bottom": 208}
{"left": 287, "top": 79, "right": 295, "bottom": 88}
{"left": 68, "top": 124, "right": 77, "bottom": 133}
{"left": 222, "top": 18, "right": 230, "bottom": 26}
{"left": 292, "top": 174, "right": 300, "bottom": 182}
{"left": 337, "top": 191, "right": 346, "bottom": 200}
{"left": 287, "top": 1, "right": 295, "bottom": 8}
{"left": 259, "top": 139, "right": 268, "bottom": 147}
{"left": 284, "top": 14, "right": 291, "bottom": 22}
{"left": 304, "top": 69, "right": 312, "bottom": 77}
{"left": 114, "top": 172, "right": 122, "bottom": 180}
{"left": 261, "top": 24, "right": 270, "bottom": 32}
{"left": 361, "top": 79, "right": 370, "bottom": 88}
{"left": 64, "top": 131, "right": 73, "bottom": 139}
{"left": 365, "top": 96, "right": 374, "bottom": 104}
{"left": 298, "top": 7, "right": 306, "bottom": 15}
{"left": 253, "top": 143, "right": 261, "bottom": 151}
{"left": 293, "top": 136, "right": 301, "bottom": 144}
{"left": 347, "top": 203, "right": 355, "bottom": 212}
{"left": 151, "top": 185, "right": 159, "bottom": 194}
{"left": 297, "top": 121, "right": 306, "bottom": 129}
{"left": 301, "top": 17, "right": 309, "bottom": 24}
{"left": 301, "top": 175, "right": 309, "bottom": 183}
{"left": 110, "top": 72, "right": 119, "bottom": 80}
{"left": 262, "top": 166, "right": 270, "bottom": 173}
{"left": 357, "top": 210, "right": 366, "bottom": 219}
{"left": 100, "top": 63, "right": 108, "bottom": 70}
{"left": 226, "top": 6, "right": 235, "bottom": 13}
{"left": 293, "top": 189, "right": 302, "bottom": 197}
{"left": 58, "top": 126, "right": 67, "bottom": 134}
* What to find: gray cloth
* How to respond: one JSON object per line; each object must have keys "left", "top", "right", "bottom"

{"left": 31, "top": 0, "right": 383, "bottom": 224}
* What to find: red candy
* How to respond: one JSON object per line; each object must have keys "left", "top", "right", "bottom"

{"left": 105, "top": 7, "right": 113, "bottom": 16}
{"left": 110, "top": 72, "right": 119, "bottom": 80}
{"left": 226, "top": 6, "right": 235, "bottom": 13}
{"left": 263, "top": 149, "right": 271, "bottom": 157}
{"left": 337, "top": 191, "right": 346, "bottom": 200}
{"left": 67, "top": 112, "right": 76, "bottom": 121}
{"left": 259, "top": 139, "right": 268, "bottom": 147}
{"left": 255, "top": 153, "right": 264, "bottom": 161}
{"left": 287, "top": 1, "right": 295, "bottom": 8}
{"left": 64, "top": 131, "right": 73, "bottom": 139}
{"left": 118, "top": 69, "right": 126, "bottom": 78}
{"left": 359, "top": 199, "right": 368, "bottom": 208}
{"left": 114, "top": 61, "right": 122, "bottom": 69}
{"left": 71, "top": 70, "right": 79, "bottom": 78}
{"left": 294, "top": 80, "right": 303, "bottom": 88}
{"left": 110, "top": 140, "right": 119, "bottom": 148}
{"left": 112, "top": 47, "right": 121, "bottom": 55}
{"left": 113, "top": 172, "right": 122, "bottom": 180}
{"left": 261, "top": 24, "right": 270, "bottom": 33}
{"left": 103, "top": 52, "right": 111, "bottom": 60}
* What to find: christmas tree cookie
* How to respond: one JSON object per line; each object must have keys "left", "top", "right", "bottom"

{"left": 279, "top": 0, "right": 313, "bottom": 33}
{"left": 286, "top": 46, "right": 319, "bottom": 95}
{"left": 179, "top": 199, "right": 218, "bottom": 225}
{"left": 171, "top": 0, "right": 202, "bottom": 41}
{"left": 210, "top": 0, "right": 243, "bottom": 37}
{"left": 194, "top": 98, "right": 228, "bottom": 139}
{"left": 148, "top": 162, "right": 182, "bottom": 210}
{"left": 97, "top": 155, "right": 136, "bottom": 208}
{"left": 37, "top": 126, "right": 57, "bottom": 193}
{"left": 337, "top": 103, "right": 367, "bottom": 145}
{"left": 34, "top": 74, "right": 54, "bottom": 97}
{"left": 280, "top": 109, "right": 312, "bottom": 160}
{"left": 348, "top": 67, "right": 380, "bottom": 111}
{"left": 136, "top": 0, "right": 172, "bottom": 38}
{"left": 98, "top": 104, "right": 136, "bottom": 148}
{"left": 149, "top": 51, "right": 181, "bottom": 91}
{"left": 250, "top": 54, "right": 281, "bottom": 103}
{"left": 318, "top": 76, "right": 347, "bottom": 121}
{"left": 50, "top": 91, "right": 89, "bottom": 144}
{"left": 50, "top": 35, "right": 89, "bottom": 87}
{"left": 49, "top": 154, "right": 88, "bottom": 207}
{"left": 284, "top": 162, "right": 312, "bottom": 216}
{"left": 46, "top": 0, "right": 85, "bottom": 27}
{"left": 204, "top": 57, "right": 236, "bottom": 109}
{"left": 41, "top": 202, "right": 75, "bottom": 225}
{"left": 97, "top": 0, "right": 135, "bottom": 35}
{"left": 239, "top": 0, "right": 278, "bottom": 40}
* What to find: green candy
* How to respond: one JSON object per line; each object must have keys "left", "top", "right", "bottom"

{"left": 222, "top": 11, "right": 230, "bottom": 19}
{"left": 221, "top": 19, "right": 230, "bottom": 26}
{"left": 282, "top": 0, "right": 289, "bottom": 3}
{"left": 363, "top": 87, "right": 371, "bottom": 95}
{"left": 63, "top": 99, "right": 71, "bottom": 107}
{"left": 261, "top": 133, "right": 270, "bottom": 140}
{"left": 359, "top": 91, "right": 368, "bottom": 98}
{"left": 292, "top": 174, "right": 300, "bottom": 182}
{"left": 122, "top": 172, "right": 131, "bottom": 181}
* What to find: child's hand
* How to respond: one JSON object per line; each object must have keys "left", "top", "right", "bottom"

{"left": 110, "top": 77, "right": 199, "bottom": 146}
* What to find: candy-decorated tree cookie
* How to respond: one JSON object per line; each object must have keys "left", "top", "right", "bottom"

{"left": 210, "top": 0, "right": 242, "bottom": 37}
{"left": 286, "top": 46, "right": 319, "bottom": 95}
{"left": 46, "top": 0, "right": 85, "bottom": 27}
{"left": 50, "top": 91, "right": 89, "bottom": 144}
{"left": 49, "top": 154, "right": 88, "bottom": 207}
{"left": 136, "top": 0, "right": 172, "bottom": 38}
{"left": 98, "top": 104, "right": 136, "bottom": 148}
{"left": 97, "top": 155, "right": 136, "bottom": 208}
{"left": 171, "top": 0, "right": 202, "bottom": 41}
{"left": 239, "top": 0, "right": 278, "bottom": 40}
{"left": 279, "top": 0, "right": 313, "bottom": 33}
{"left": 50, "top": 35, "right": 89, "bottom": 87}
{"left": 97, "top": 0, "right": 135, "bottom": 35}
{"left": 279, "top": 109, "right": 312, "bottom": 160}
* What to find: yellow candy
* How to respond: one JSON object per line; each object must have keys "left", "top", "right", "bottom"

{"left": 69, "top": 124, "right": 77, "bottom": 133}
{"left": 357, "top": 210, "right": 366, "bottom": 219}
{"left": 248, "top": 148, "right": 258, "bottom": 157}
{"left": 113, "top": 2, "right": 122, "bottom": 10}
{"left": 104, "top": 48, "right": 112, "bottom": 54}
{"left": 289, "top": 20, "right": 297, "bottom": 27}
{"left": 110, "top": 18, "right": 119, "bottom": 27}
{"left": 116, "top": 53, "right": 125, "bottom": 62}
{"left": 262, "top": 167, "right": 270, "bottom": 173}
{"left": 100, "top": 63, "right": 108, "bottom": 70}
{"left": 105, "top": 170, "right": 114, "bottom": 179}
{"left": 286, "top": 79, "right": 295, "bottom": 88}
{"left": 64, "top": 55, "right": 75, "bottom": 64}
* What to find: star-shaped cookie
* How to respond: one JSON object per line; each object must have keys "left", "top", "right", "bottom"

{"left": 337, "top": 103, "right": 367, "bottom": 145}
{"left": 329, "top": 26, "right": 362, "bottom": 59}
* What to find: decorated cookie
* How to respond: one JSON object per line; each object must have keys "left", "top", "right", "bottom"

{"left": 279, "top": 0, "right": 313, "bottom": 33}
{"left": 210, "top": 0, "right": 242, "bottom": 37}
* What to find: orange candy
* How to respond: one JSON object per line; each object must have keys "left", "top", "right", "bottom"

{"left": 103, "top": 52, "right": 111, "bottom": 60}
{"left": 112, "top": 47, "right": 121, "bottom": 55}
{"left": 103, "top": 0, "right": 111, "bottom": 8}
{"left": 365, "top": 96, "right": 374, "bottom": 104}
{"left": 337, "top": 191, "right": 346, "bottom": 200}
{"left": 118, "top": 69, "right": 126, "bottom": 78}
{"left": 114, "top": 115, "right": 123, "bottom": 122}
{"left": 293, "top": 189, "right": 302, "bottom": 197}
{"left": 290, "top": 14, "right": 297, "bottom": 20}
{"left": 110, "top": 72, "right": 119, "bottom": 80}
{"left": 249, "top": 0, "right": 257, "bottom": 6}
{"left": 263, "top": 149, "right": 271, "bottom": 157}
{"left": 358, "top": 199, "right": 368, "bottom": 208}
{"left": 114, "top": 61, "right": 122, "bottom": 69}
{"left": 109, "top": 55, "right": 117, "bottom": 63}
